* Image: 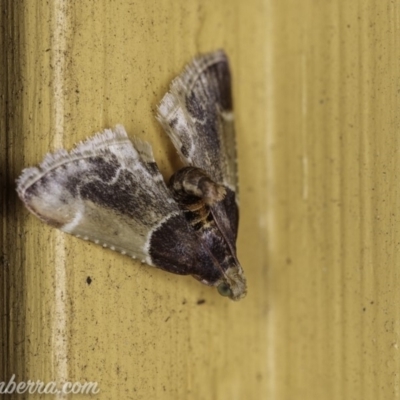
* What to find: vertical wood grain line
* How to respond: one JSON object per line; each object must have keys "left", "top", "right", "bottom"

{"left": 358, "top": 4, "right": 376, "bottom": 398}
{"left": 265, "top": 2, "right": 277, "bottom": 398}
{"left": 51, "top": 0, "right": 68, "bottom": 394}
{"left": 301, "top": 53, "right": 309, "bottom": 202}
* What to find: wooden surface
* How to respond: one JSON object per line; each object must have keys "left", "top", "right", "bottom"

{"left": 2, "top": 0, "right": 400, "bottom": 399}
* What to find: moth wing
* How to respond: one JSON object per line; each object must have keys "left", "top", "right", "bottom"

{"left": 17, "top": 125, "right": 188, "bottom": 267}
{"left": 157, "top": 49, "right": 238, "bottom": 195}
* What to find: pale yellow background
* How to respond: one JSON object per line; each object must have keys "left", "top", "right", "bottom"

{"left": 1, "top": 1, "right": 400, "bottom": 399}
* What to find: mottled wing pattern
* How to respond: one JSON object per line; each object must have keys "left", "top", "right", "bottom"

{"left": 16, "top": 125, "right": 180, "bottom": 264}
{"left": 16, "top": 51, "right": 247, "bottom": 300}
{"left": 157, "top": 50, "right": 238, "bottom": 194}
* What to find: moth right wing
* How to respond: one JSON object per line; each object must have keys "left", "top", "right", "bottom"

{"left": 157, "top": 49, "right": 238, "bottom": 194}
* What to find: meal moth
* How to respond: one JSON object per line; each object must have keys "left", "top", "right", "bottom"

{"left": 16, "top": 50, "right": 247, "bottom": 300}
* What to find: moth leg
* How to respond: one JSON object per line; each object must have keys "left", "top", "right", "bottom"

{"left": 169, "top": 166, "right": 226, "bottom": 226}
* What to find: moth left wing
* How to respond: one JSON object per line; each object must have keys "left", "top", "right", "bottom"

{"left": 16, "top": 125, "right": 218, "bottom": 278}
{"left": 17, "top": 125, "right": 175, "bottom": 264}
{"left": 157, "top": 49, "right": 238, "bottom": 194}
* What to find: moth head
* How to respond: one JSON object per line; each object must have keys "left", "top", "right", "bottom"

{"left": 216, "top": 264, "right": 247, "bottom": 301}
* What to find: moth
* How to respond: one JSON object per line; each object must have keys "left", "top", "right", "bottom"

{"left": 17, "top": 50, "right": 247, "bottom": 300}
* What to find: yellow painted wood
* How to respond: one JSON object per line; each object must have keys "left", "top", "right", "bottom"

{"left": 265, "top": 1, "right": 400, "bottom": 399}
{"left": 3, "top": 1, "right": 268, "bottom": 399}
{"left": 2, "top": 0, "right": 400, "bottom": 399}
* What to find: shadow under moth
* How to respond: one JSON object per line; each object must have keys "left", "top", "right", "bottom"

{"left": 17, "top": 49, "right": 247, "bottom": 300}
